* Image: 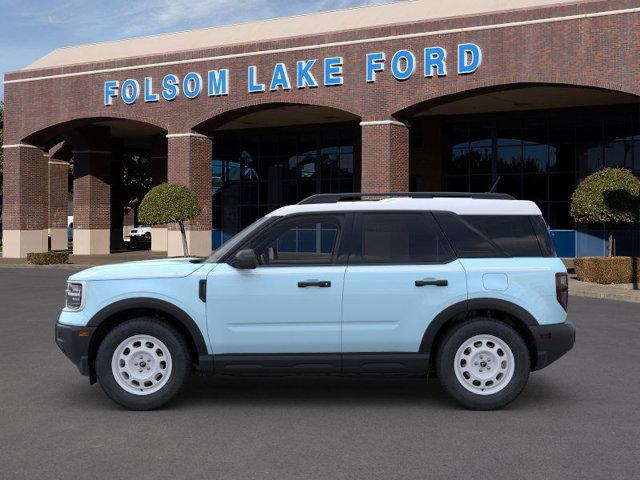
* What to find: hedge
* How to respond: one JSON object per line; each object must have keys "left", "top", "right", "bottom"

{"left": 574, "top": 256, "right": 640, "bottom": 284}
{"left": 27, "top": 251, "right": 69, "bottom": 265}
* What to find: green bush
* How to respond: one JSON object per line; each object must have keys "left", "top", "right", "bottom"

{"left": 574, "top": 256, "right": 640, "bottom": 284}
{"left": 138, "top": 183, "right": 201, "bottom": 225}
{"left": 570, "top": 168, "right": 640, "bottom": 224}
{"left": 27, "top": 251, "right": 69, "bottom": 265}
{"left": 139, "top": 183, "right": 202, "bottom": 256}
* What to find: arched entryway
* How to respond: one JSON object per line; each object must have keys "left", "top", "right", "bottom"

{"left": 193, "top": 103, "right": 361, "bottom": 248}
{"left": 4, "top": 117, "right": 168, "bottom": 256}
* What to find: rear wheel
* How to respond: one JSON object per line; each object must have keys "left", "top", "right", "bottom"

{"left": 96, "top": 318, "right": 191, "bottom": 410}
{"left": 436, "top": 318, "right": 530, "bottom": 410}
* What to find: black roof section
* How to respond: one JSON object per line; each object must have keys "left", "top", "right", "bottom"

{"left": 297, "top": 192, "right": 516, "bottom": 205}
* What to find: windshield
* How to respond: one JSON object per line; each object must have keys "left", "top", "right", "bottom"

{"left": 207, "top": 216, "right": 274, "bottom": 263}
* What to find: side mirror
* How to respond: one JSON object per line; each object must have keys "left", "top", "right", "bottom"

{"left": 233, "top": 249, "right": 258, "bottom": 269}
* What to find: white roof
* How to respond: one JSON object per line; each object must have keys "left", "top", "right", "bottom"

{"left": 25, "top": 0, "right": 584, "bottom": 70}
{"left": 268, "top": 197, "right": 542, "bottom": 217}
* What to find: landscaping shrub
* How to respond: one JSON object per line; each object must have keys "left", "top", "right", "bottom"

{"left": 139, "top": 183, "right": 202, "bottom": 256}
{"left": 574, "top": 256, "right": 640, "bottom": 284}
{"left": 27, "top": 251, "right": 69, "bottom": 265}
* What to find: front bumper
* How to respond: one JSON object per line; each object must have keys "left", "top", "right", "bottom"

{"left": 530, "top": 321, "right": 576, "bottom": 371}
{"left": 55, "top": 323, "right": 96, "bottom": 376}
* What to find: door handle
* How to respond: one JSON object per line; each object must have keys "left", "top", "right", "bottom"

{"left": 298, "top": 280, "right": 331, "bottom": 288}
{"left": 415, "top": 279, "right": 448, "bottom": 287}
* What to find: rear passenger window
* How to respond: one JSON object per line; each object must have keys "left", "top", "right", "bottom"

{"left": 462, "top": 215, "right": 543, "bottom": 257}
{"left": 356, "top": 213, "right": 454, "bottom": 264}
{"left": 530, "top": 215, "right": 556, "bottom": 257}
{"left": 433, "top": 212, "right": 546, "bottom": 257}
{"left": 433, "top": 212, "right": 501, "bottom": 258}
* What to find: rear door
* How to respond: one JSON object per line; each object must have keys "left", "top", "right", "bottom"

{"left": 341, "top": 212, "right": 467, "bottom": 353}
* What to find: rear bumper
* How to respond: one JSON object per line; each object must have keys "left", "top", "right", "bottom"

{"left": 530, "top": 321, "right": 575, "bottom": 371}
{"left": 55, "top": 323, "right": 95, "bottom": 376}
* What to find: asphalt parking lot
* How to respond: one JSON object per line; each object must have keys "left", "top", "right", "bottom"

{"left": 0, "top": 267, "right": 638, "bottom": 480}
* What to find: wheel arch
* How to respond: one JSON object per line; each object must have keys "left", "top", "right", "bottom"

{"left": 86, "top": 298, "right": 210, "bottom": 383}
{"left": 420, "top": 299, "right": 539, "bottom": 370}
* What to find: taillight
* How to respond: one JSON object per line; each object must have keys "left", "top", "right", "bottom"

{"left": 555, "top": 272, "right": 568, "bottom": 311}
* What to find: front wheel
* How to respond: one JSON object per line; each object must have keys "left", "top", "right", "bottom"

{"left": 95, "top": 318, "right": 191, "bottom": 410}
{"left": 436, "top": 318, "right": 530, "bottom": 410}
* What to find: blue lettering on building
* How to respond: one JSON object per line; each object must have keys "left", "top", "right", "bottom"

{"left": 103, "top": 44, "right": 482, "bottom": 106}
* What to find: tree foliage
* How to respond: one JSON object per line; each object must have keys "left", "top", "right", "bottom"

{"left": 138, "top": 183, "right": 202, "bottom": 256}
{"left": 139, "top": 183, "right": 201, "bottom": 225}
{"left": 570, "top": 168, "right": 640, "bottom": 224}
{"left": 121, "top": 153, "right": 152, "bottom": 209}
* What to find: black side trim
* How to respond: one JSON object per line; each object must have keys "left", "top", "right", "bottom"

{"left": 467, "top": 298, "right": 538, "bottom": 326}
{"left": 342, "top": 353, "right": 429, "bottom": 374}
{"left": 86, "top": 298, "right": 208, "bottom": 356}
{"left": 419, "top": 301, "right": 469, "bottom": 353}
{"left": 419, "top": 298, "right": 539, "bottom": 353}
{"left": 214, "top": 354, "right": 341, "bottom": 375}
{"left": 211, "top": 353, "right": 430, "bottom": 375}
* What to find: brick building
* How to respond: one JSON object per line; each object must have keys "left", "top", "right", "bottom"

{"left": 3, "top": 0, "right": 640, "bottom": 257}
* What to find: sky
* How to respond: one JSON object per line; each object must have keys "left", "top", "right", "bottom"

{"left": 0, "top": 0, "right": 402, "bottom": 100}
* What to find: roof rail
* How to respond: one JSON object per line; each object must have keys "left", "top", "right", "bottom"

{"left": 297, "top": 192, "right": 515, "bottom": 205}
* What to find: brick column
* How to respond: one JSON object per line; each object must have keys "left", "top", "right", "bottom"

{"left": 150, "top": 134, "right": 168, "bottom": 252}
{"left": 2, "top": 144, "right": 49, "bottom": 257}
{"left": 166, "top": 133, "right": 212, "bottom": 257}
{"left": 72, "top": 127, "right": 112, "bottom": 255}
{"left": 48, "top": 159, "right": 69, "bottom": 251}
{"left": 360, "top": 120, "right": 410, "bottom": 192}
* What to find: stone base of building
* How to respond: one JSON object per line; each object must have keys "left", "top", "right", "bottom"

{"left": 73, "top": 229, "right": 110, "bottom": 255}
{"left": 151, "top": 227, "right": 168, "bottom": 252}
{"left": 167, "top": 230, "right": 211, "bottom": 258}
{"left": 49, "top": 228, "right": 68, "bottom": 251}
{"left": 2, "top": 230, "right": 48, "bottom": 258}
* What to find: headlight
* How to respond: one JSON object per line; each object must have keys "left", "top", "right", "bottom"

{"left": 65, "top": 282, "right": 84, "bottom": 310}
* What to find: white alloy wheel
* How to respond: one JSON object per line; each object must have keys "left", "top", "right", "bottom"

{"left": 453, "top": 334, "right": 515, "bottom": 395}
{"left": 111, "top": 335, "right": 173, "bottom": 395}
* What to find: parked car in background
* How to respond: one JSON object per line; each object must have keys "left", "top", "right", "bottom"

{"left": 126, "top": 226, "right": 152, "bottom": 250}
{"left": 55, "top": 192, "right": 574, "bottom": 411}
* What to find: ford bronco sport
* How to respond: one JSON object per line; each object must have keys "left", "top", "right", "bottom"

{"left": 56, "top": 192, "right": 575, "bottom": 410}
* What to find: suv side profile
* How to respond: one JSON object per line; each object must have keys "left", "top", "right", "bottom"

{"left": 55, "top": 192, "right": 575, "bottom": 410}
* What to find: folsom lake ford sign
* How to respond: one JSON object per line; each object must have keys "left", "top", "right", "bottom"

{"left": 103, "top": 43, "right": 482, "bottom": 106}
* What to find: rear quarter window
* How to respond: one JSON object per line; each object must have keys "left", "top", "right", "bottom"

{"left": 434, "top": 212, "right": 553, "bottom": 258}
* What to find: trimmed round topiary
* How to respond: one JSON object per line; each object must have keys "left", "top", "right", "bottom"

{"left": 139, "top": 183, "right": 202, "bottom": 256}
{"left": 570, "top": 168, "right": 640, "bottom": 224}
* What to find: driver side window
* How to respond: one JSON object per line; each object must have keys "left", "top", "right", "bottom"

{"left": 251, "top": 216, "right": 342, "bottom": 266}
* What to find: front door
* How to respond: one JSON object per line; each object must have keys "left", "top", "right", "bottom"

{"left": 341, "top": 212, "right": 468, "bottom": 353}
{"left": 207, "top": 214, "right": 348, "bottom": 355}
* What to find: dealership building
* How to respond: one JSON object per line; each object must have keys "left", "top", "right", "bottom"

{"left": 3, "top": 0, "right": 640, "bottom": 258}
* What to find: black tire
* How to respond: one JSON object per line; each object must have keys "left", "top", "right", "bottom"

{"left": 95, "top": 318, "right": 191, "bottom": 410}
{"left": 436, "top": 318, "right": 530, "bottom": 410}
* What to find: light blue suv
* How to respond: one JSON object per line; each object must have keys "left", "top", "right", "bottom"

{"left": 55, "top": 192, "right": 575, "bottom": 410}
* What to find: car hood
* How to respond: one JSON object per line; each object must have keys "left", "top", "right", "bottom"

{"left": 68, "top": 258, "right": 206, "bottom": 281}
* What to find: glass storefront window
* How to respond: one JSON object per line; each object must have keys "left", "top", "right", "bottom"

{"left": 443, "top": 105, "right": 640, "bottom": 229}
{"left": 211, "top": 123, "right": 358, "bottom": 242}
